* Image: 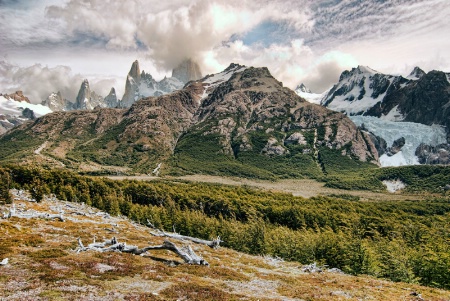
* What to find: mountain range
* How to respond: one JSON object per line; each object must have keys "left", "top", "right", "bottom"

{"left": 297, "top": 66, "right": 450, "bottom": 166}
{"left": 0, "top": 63, "right": 378, "bottom": 177}
{"left": 1, "top": 62, "right": 449, "bottom": 174}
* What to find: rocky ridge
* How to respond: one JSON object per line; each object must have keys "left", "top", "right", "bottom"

{"left": 0, "top": 91, "right": 31, "bottom": 103}
{"left": 321, "top": 66, "right": 450, "bottom": 136}
{"left": 0, "top": 64, "right": 378, "bottom": 175}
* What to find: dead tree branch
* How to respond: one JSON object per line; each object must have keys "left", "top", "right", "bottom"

{"left": 147, "top": 219, "right": 222, "bottom": 249}
{"left": 75, "top": 237, "right": 208, "bottom": 265}
{"left": 3, "top": 204, "right": 64, "bottom": 221}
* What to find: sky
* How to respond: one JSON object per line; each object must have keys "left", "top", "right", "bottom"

{"left": 0, "top": 0, "right": 449, "bottom": 103}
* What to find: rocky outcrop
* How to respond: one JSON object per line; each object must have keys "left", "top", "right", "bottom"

{"left": 75, "top": 79, "right": 92, "bottom": 110}
{"left": 1, "top": 91, "right": 31, "bottom": 103}
{"left": 22, "top": 108, "right": 35, "bottom": 120}
{"left": 172, "top": 59, "right": 202, "bottom": 84}
{"left": 295, "top": 83, "right": 311, "bottom": 94}
{"left": 407, "top": 67, "right": 426, "bottom": 80}
{"left": 41, "top": 91, "right": 72, "bottom": 111}
{"left": 104, "top": 88, "right": 118, "bottom": 108}
{"left": 416, "top": 143, "right": 450, "bottom": 164}
{"left": 386, "top": 137, "right": 405, "bottom": 156}
{"left": 73, "top": 79, "right": 107, "bottom": 110}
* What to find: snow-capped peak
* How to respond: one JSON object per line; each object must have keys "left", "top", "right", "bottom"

{"left": 199, "top": 63, "right": 248, "bottom": 100}
{"left": 294, "top": 83, "right": 326, "bottom": 105}
{"left": 294, "top": 83, "right": 311, "bottom": 94}
{"left": 406, "top": 66, "right": 426, "bottom": 80}
{"left": 356, "top": 65, "right": 378, "bottom": 74}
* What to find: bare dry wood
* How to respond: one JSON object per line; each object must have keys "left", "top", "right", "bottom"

{"left": 147, "top": 219, "right": 222, "bottom": 249}
{"left": 75, "top": 237, "right": 208, "bottom": 265}
{"left": 3, "top": 204, "right": 64, "bottom": 221}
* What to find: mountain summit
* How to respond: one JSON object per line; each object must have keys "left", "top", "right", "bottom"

{"left": 171, "top": 58, "right": 202, "bottom": 83}
{"left": 120, "top": 60, "right": 190, "bottom": 108}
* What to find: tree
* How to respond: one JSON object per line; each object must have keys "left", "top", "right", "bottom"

{"left": 30, "top": 178, "right": 50, "bottom": 202}
{"left": 0, "top": 170, "right": 12, "bottom": 204}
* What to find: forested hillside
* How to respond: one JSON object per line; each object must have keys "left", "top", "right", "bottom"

{"left": 1, "top": 166, "right": 449, "bottom": 289}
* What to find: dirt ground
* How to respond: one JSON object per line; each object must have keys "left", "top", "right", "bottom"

{"left": 107, "top": 174, "right": 433, "bottom": 201}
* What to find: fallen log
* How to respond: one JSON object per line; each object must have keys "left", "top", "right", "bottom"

{"left": 76, "top": 237, "right": 208, "bottom": 265}
{"left": 147, "top": 220, "right": 222, "bottom": 249}
{"left": 3, "top": 204, "right": 64, "bottom": 221}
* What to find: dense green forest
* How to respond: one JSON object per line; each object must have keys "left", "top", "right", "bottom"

{"left": 1, "top": 165, "right": 450, "bottom": 289}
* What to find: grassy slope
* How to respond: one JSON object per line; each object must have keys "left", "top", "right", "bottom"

{"left": 1, "top": 197, "right": 449, "bottom": 301}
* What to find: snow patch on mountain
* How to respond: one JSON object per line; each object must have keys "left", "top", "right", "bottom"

{"left": 324, "top": 66, "right": 394, "bottom": 115}
{"left": 294, "top": 83, "right": 325, "bottom": 105}
{"left": 200, "top": 63, "right": 247, "bottom": 100}
{"left": 0, "top": 96, "right": 52, "bottom": 117}
{"left": 379, "top": 105, "right": 405, "bottom": 122}
{"left": 350, "top": 116, "right": 447, "bottom": 167}
{"left": 327, "top": 92, "right": 384, "bottom": 115}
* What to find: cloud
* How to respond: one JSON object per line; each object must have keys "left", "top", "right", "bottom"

{"left": 1, "top": 0, "right": 450, "bottom": 99}
{"left": 44, "top": 0, "right": 311, "bottom": 70}
{"left": 0, "top": 61, "right": 120, "bottom": 104}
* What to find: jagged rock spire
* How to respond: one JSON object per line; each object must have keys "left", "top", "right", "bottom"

{"left": 295, "top": 83, "right": 311, "bottom": 93}
{"left": 408, "top": 66, "right": 426, "bottom": 80}
{"left": 104, "top": 87, "right": 118, "bottom": 108}
{"left": 172, "top": 59, "right": 202, "bottom": 84}
{"left": 75, "top": 79, "right": 91, "bottom": 110}
{"left": 129, "top": 60, "right": 141, "bottom": 82}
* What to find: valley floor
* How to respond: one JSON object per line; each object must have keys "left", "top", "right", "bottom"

{"left": 107, "top": 174, "right": 431, "bottom": 201}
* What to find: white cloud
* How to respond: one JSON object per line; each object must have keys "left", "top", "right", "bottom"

{"left": 0, "top": 61, "right": 120, "bottom": 104}
{"left": 1, "top": 0, "right": 449, "bottom": 99}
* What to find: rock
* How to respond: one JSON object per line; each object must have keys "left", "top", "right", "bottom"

{"left": 295, "top": 83, "right": 311, "bottom": 94}
{"left": 42, "top": 91, "right": 72, "bottom": 111}
{"left": 1, "top": 91, "right": 30, "bottom": 103}
{"left": 22, "top": 108, "right": 35, "bottom": 120}
{"left": 363, "top": 130, "right": 387, "bottom": 156}
{"left": 172, "top": 58, "right": 202, "bottom": 84}
{"left": 104, "top": 88, "right": 118, "bottom": 108}
{"left": 415, "top": 143, "right": 450, "bottom": 164}
{"left": 284, "top": 132, "right": 307, "bottom": 145}
{"left": 262, "top": 137, "right": 287, "bottom": 155}
{"left": 75, "top": 79, "right": 92, "bottom": 110}
{"left": 386, "top": 137, "right": 405, "bottom": 156}
{"left": 408, "top": 67, "right": 426, "bottom": 80}
{"left": 120, "top": 60, "right": 185, "bottom": 108}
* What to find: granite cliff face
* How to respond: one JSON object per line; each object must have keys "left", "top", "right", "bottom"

{"left": 0, "top": 91, "right": 31, "bottom": 103}
{"left": 120, "top": 59, "right": 201, "bottom": 108}
{"left": 172, "top": 58, "right": 202, "bottom": 83}
{"left": 74, "top": 79, "right": 106, "bottom": 110}
{"left": 41, "top": 91, "right": 71, "bottom": 111}
{"left": 366, "top": 70, "right": 450, "bottom": 136}
{"left": 0, "top": 64, "right": 377, "bottom": 175}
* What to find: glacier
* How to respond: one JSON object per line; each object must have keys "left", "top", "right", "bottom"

{"left": 0, "top": 96, "right": 52, "bottom": 117}
{"left": 350, "top": 116, "right": 447, "bottom": 167}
